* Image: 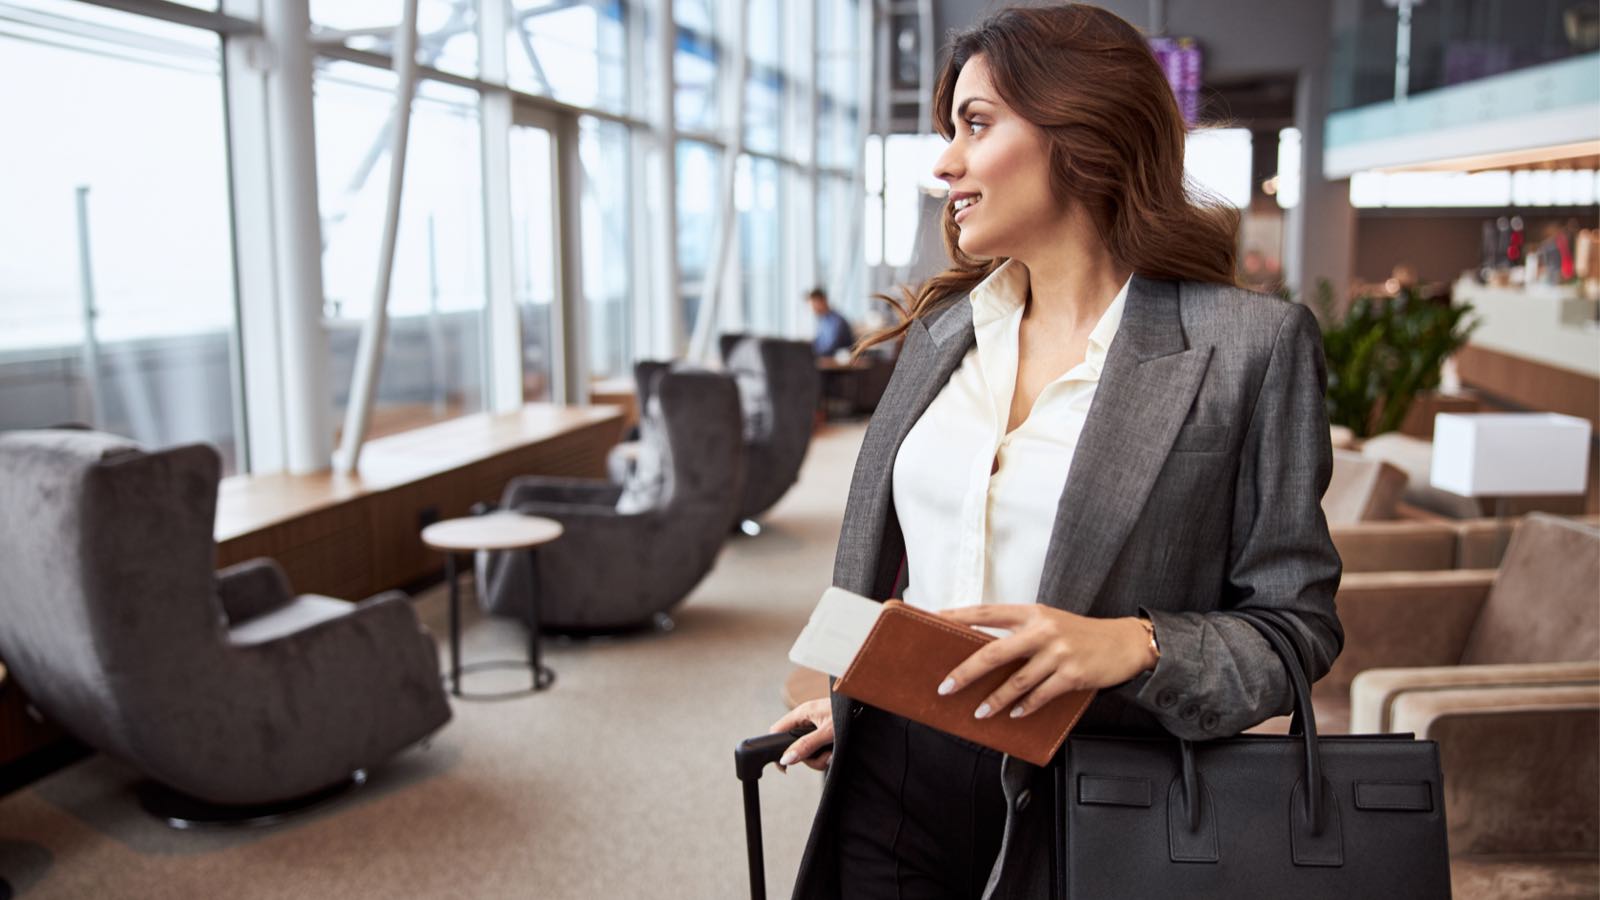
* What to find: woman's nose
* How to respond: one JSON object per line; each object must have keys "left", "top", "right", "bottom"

{"left": 932, "top": 140, "right": 962, "bottom": 184}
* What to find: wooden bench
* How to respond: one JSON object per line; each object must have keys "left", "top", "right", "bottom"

{"left": 215, "top": 403, "right": 625, "bottom": 600}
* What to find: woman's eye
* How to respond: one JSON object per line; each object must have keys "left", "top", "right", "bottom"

{"left": 965, "top": 119, "right": 987, "bottom": 136}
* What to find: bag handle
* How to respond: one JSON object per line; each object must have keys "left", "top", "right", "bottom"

{"left": 1175, "top": 609, "right": 1328, "bottom": 836}
{"left": 1236, "top": 609, "right": 1326, "bottom": 832}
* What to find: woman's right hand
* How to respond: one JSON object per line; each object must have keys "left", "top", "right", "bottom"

{"left": 769, "top": 698, "right": 834, "bottom": 773}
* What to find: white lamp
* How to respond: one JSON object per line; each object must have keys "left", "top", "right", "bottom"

{"left": 1430, "top": 412, "right": 1592, "bottom": 500}
{"left": 1430, "top": 413, "right": 1592, "bottom": 560}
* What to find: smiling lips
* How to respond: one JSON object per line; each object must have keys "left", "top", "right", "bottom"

{"left": 951, "top": 192, "right": 982, "bottom": 223}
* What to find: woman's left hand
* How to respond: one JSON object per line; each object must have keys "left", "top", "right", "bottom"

{"left": 936, "top": 605, "right": 1158, "bottom": 720}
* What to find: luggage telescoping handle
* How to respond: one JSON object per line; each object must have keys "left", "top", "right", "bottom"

{"left": 735, "top": 722, "right": 833, "bottom": 900}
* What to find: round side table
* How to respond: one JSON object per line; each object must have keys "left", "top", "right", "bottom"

{"left": 422, "top": 512, "right": 563, "bottom": 700}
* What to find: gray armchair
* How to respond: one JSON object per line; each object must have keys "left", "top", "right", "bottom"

{"left": 480, "top": 369, "right": 744, "bottom": 631}
{"left": 719, "top": 335, "right": 820, "bottom": 529}
{"left": 0, "top": 429, "right": 451, "bottom": 811}
{"left": 606, "top": 340, "right": 818, "bottom": 533}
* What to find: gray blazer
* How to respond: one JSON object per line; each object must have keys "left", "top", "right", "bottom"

{"left": 790, "top": 275, "right": 1343, "bottom": 900}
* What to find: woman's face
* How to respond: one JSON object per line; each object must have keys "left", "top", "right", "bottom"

{"left": 932, "top": 54, "right": 1066, "bottom": 261}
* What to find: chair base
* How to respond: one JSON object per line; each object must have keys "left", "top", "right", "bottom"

{"left": 738, "top": 518, "right": 763, "bottom": 537}
{"left": 138, "top": 770, "right": 368, "bottom": 830}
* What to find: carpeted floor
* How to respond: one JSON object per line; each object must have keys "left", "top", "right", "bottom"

{"left": 0, "top": 423, "right": 866, "bottom": 899}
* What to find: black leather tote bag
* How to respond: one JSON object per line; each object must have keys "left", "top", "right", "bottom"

{"left": 1048, "top": 609, "right": 1453, "bottom": 899}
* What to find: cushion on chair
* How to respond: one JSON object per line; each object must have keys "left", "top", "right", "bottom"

{"left": 616, "top": 394, "right": 669, "bottom": 514}
{"left": 1460, "top": 514, "right": 1600, "bottom": 667}
{"left": 227, "top": 595, "right": 354, "bottom": 645}
{"left": 725, "top": 337, "right": 774, "bottom": 443}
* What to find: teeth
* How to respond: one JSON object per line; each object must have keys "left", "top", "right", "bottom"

{"left": 953, "top": 195, "right": 980, "bottom": 211}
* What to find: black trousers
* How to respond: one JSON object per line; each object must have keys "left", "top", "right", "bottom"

{"left": 834, "top": 706, "right": 1009, "bottom": 900}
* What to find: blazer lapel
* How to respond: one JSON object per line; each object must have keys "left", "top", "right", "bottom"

{"left": 833, "top": 299, "right": 976, "bottom": 599}
{"left": 1035, "top": 276, "right": 1212, "bottom": 612}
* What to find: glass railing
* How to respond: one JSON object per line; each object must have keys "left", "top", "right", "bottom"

{"left": 1329, "top": 0, "right": 1600, "bottom": 113}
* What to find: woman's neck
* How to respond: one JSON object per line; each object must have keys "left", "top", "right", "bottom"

{"left": 1012, "top": 217, "right": 1132, "bottom": 335}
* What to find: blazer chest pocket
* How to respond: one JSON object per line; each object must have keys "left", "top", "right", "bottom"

{"left": 1171, "top": 423, "right": 1229, "bottom": 454}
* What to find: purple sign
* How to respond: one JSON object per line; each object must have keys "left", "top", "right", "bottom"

{"left": 1148, "top": 37, "right": 1203, "bottom": 124}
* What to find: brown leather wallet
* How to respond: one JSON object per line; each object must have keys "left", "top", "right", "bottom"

{"left": 834, "top": 600, "right": 1095, "bottom": 766}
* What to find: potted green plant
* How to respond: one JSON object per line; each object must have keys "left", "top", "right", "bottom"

{"left": 1307, "top": 279, "right": 1478, "bottom": 439}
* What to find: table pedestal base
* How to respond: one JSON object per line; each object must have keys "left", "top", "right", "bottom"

{"left": 445, "top": 549, "right": 554, "bottom": 700}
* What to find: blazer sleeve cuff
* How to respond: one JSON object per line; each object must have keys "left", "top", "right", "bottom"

{"left": 1126, "top": 606, "right": 1224, "bottom": 738}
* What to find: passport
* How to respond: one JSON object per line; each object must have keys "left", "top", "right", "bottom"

{"left": 831, "top": 598, "right": 1096, "bottom": 766}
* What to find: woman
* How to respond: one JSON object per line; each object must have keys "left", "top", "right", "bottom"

{"left": 769, "top": 4, "right": 1342, "bottom": 899}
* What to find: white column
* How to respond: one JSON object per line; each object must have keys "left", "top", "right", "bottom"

{"left": 1285, "top": 60, "right": 1356, "bottom": 311}
{"left": 839, "top": 0, "right": 877, "bottom": 305}
{"left": 552, "top": 113, "right": 588, "bottom": 403}
{"left": 793, "top": 0, "right": 818, "bottom": 339}
{"left": 480, "top": 0, "right": 524, "bottom": 412}
{"left": 651, "top": 0, "right": 683, "bottom": 358}
{"left": 259, "top": 0, "right": 332, "bottom": 473}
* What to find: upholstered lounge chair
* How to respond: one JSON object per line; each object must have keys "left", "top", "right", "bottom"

{"left": 1322, "top": 448, "right": 1407, "bottom": 525}
{"left": 1319, "top": 514, "right": 1599, "bottom": 898}
{"left": 480, "top": 369, "right": 744, "bottom": 631}
{"left": 608, "top": 339, "right": 818, "bottom": 535}
{"left": 719, "top": 335, "right": 819, "bottom": 532}
{"left": 0, "top": 430, "right": 451, "bottom": 815}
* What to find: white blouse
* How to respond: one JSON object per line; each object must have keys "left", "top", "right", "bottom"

{"left": 893, "top": 259, "right": 1131, "bottom": 613}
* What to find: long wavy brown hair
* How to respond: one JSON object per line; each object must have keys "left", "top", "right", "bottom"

{"left": 857, "top": 3, "right": 1240, "bottom": 354}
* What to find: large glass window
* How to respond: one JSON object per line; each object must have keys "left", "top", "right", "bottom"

{"left": 0, "top": 2, "right": 241, "bottom": 470}
{"left": 817, "top": 0, "right": 861, "bottom": 169}
{"left": 743, "top": 0, "right": 782, "bottom": 155}
{"left": 580, "top": 118, "right": 633, "bottom": 380}
{"left": 818, "top": 174, "right": 858, "bottom": 313}
{"left": 315, "top": 64, "right": 488, "bottom": 436}
{"left": 674, "top": 0, "right": 719, "bottom": 132}
{"left": 1184, "top": 128, "right": 1253, "bottom": 209}
{"left": 737, "top": 155, "right": 782, "bottom": 333}
{"left": 507, "top": 0, "right": 627, "bottom": 114}
{"left": 676, "top": 140, "right": 722, "bottom": 335}
{"left": 509, "top": 123, "right": 558, "bottom": 401}
{"left": 310, "top": 0, "right": 479, "bottom": 81}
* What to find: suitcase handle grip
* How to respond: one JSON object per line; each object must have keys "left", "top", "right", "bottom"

{"left": 736, "top": 723, "right": 830, "bottom": 781}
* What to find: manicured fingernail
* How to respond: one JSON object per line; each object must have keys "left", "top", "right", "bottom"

{"left": 779, "top": 752, "right": 795, "bottom": 767}
{"left": 937, "top": 678, "right": 956, "bottom": 696}
{"left": 1010, "top": 706, "right": 1026, "bottom": 718}
{"left": 975, "top": 703, "right": 991, "bottom": 719}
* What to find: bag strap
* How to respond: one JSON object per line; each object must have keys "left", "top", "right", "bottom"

{"left": 1230, "top": 608, "right": 1327, "bottom": 835}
